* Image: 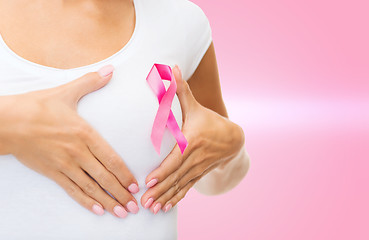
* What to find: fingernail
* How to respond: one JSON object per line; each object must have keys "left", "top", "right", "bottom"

{"left": 113, "top": 205, "right": 128, "bottom": 218}
{"left": 146, "top": 178, "right": 158, "bottom": 188}
{"left": 128, "top": 183, "right": 139, "bottom": 194}
{"left": 127, "top": 201, "right": 139, "bottom": 214}
{"left": 144, "top": 197, "right": 154, "bottom": 209}
{"left": 92, "top": 204, "right": 104, "bottom": 216}
{"left": 98, "top": 64, "right": 115, "bottom": 77}
{"left": 153, "top": 203, "right": 161, "bottom": 214}
{"left": 164, "top": 203, "right": 172, "bottom": 213}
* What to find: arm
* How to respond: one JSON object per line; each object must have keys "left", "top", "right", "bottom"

{"left": 187, "top": 41, "right": 251, "bottom": 195}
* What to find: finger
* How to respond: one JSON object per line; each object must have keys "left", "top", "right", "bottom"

{"left": 83, "top": 124, "right": 139, "bottom": 194}
{"left": 172, "top": 65, "right": 198, "bottom": 118}
{"left": 141, "top": 147, "right": 202, "bottom": 209}
{"left": 52, "top": 170, "right": 105, "bottom": 216}
{"left": 145, "top": 139, "right": 196, "bottom": 189}
{"left": 170, "top": 156, "right": 219, "bottom": 195}
{"left": 78, "top": 149, "right": 139, "bottom": 214}
{"left": 53, "top": 65, "right": 115, "bottom": 108}
{"left": 160, "top": 176, "right": 201, "bottom": 213}
{"left": 62, "top": 164, "right": 129, "bottom": 218}
{"left": 161, "top": 163, "right": 220, "bottom": 213}
{"left": 148, "top": 157, "right": 218, "bottom": 214}
{"left": 158, "top": 164, "right": 219, "bottom": 212}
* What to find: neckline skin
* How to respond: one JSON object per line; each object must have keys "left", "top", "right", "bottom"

{"left": 0, "top": 0, "right": 141, "bottom": 73}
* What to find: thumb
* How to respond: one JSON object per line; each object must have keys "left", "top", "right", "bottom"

{"left": 56, "top": 64, "right": 115, "bottom": 107}
{"left": 172, "top": 64, "right": 197, "bottom": 119}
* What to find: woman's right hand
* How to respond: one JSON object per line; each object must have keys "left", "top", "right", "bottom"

{"left": 0, "top": 65, "right": 139, "bottom": 218}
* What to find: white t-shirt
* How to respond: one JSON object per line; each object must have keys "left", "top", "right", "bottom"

{"left": 0, "top": 0, "right": 212, "bottom": 239}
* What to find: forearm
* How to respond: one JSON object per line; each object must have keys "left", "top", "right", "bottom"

{"left": 194, "top": 126, "right": 250, "bottom": 196}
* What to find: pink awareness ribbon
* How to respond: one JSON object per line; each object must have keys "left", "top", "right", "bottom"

{"left": 146, "top": 63, "right": 188, "bottom": 155}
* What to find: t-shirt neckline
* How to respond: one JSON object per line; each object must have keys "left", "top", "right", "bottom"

{"left": 0, "top": 0, "right": 141, "bottom": 73}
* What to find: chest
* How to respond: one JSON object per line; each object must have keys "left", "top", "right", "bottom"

{"left": 0, "top": 0, "right": 135, "bottom": 69}
{"left": 76, "top": 64, "right": 184, "bottom": 179}
{"left": 0, "top": 59, "right": 184, "bottom": 180}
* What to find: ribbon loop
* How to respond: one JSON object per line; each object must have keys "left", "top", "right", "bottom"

{"left": 146, "top": 63, "right": 188, "bottom": 155}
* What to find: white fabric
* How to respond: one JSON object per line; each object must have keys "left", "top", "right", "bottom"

{"left": 0, "top": 0, "right": 212, "bottom": 239}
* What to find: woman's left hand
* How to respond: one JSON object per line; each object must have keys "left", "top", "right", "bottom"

{"left": 140, "top": 65, "right": 245, "bottom": 214}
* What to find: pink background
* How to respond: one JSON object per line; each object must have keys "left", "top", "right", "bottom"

{"left": 178, "top": 0, "right": 369, "bottom": 239}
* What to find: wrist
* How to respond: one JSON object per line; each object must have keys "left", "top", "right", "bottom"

{"left": 217, "top": 122, "right": 245, "bottom": 170}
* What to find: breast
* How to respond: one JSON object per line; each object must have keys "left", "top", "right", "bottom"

{"left": 0, "top": 62, "right": 182, "bottom": 239}
{"left": 76, "top": 63, "right": 184, "bottom": 185}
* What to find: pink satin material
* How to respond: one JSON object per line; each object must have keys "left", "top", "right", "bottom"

{"left": 146, "top": 63, "right": 188, "bottom": 155}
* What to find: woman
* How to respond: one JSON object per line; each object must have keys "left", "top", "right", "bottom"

{"left": 0, "top": 0, "right": 250, "bottom": 239}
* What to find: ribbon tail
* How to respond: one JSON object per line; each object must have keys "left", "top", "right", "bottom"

{"left": 167, "top": 110, "right": 188, "bottom": 154}
{"left": 151, "top": 109, "right": 168, "bottom": 155}
{"left": 150, "top": 92, "right": 174, "bottom": 155}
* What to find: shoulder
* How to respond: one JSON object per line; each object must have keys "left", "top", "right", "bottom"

{"left": 141, "top": 0, "right": 211, "bottom": 40}
{"left": 170, "top": 0, "right": 208, "bottom": 13}
{"left": 174, "top": 0, "right": 211, "bottom": 34}
{"left": 138, "top": 0, "right": 212, "bottom": 47}
{"left": 138, "top": 0, "right": 213, "bottom": 81}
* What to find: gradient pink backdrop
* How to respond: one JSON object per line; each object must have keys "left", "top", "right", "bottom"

{"left": 178, "top": 1, "right": 369, "bottom": 239}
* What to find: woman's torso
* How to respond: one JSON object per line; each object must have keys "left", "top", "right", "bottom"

{"left": 0, "top": 0, "right": 201, "bottom": 239}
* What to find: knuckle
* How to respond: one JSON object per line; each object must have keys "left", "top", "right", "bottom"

{"left": 171, "top": 173, "right": 180, "bottom": 186}
{"left": 63, "top": 143, "right": 80, "bottom": 159}
{"left": 173, "top": 171, "right": 180, "bottom": 182}
{"left": 104, "top": 154, "right": 119, "bottom": 170}
{"left": 198, "top": 136, "right": 208, "bottom": 148}
{"left": 192, "top": 135, "right": 204, "bottom": 149}
{"left": 55, "top": 159, "right": 73, "bottom": 171}
{"left": 65, "top": 184, "right": 78, "bottom": 197}
{"left": 193, "top": 157, "right": 202, "bottom": 165}
{"left": 173, "top": 182, "right": 181, "bottom": 194}
{"left": 84, "top": 181, "right": 98, "bottom": 195}
{"left": 74, "top": 123, "right": 92, "bottom": 140}
{"left": 173, "top": 178, "right": 179, "bottom": 187}
{"left": 178, "top": 189, "right": 187, "bottom": 199}
{"left": 173, "top": 173, "right": 179, "bottom": 185}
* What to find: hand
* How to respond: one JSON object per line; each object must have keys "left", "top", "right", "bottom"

{"left": 0, "top": 65, "right": 140, "bottom": 218}
{"left": 140, "top": 65, "right": 244, "bottom": 214}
